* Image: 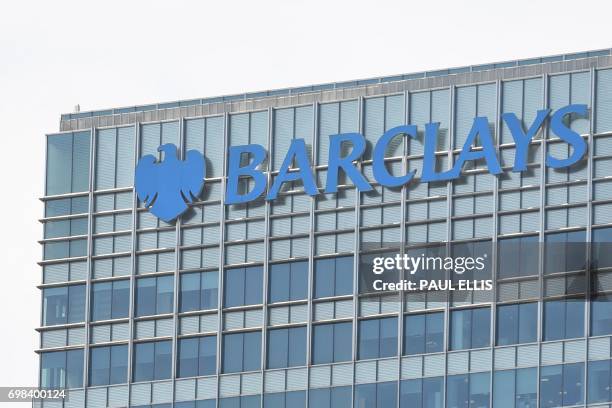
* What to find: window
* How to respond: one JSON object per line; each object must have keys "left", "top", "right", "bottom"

{"left": 592, "top": 295, "right": 612, "bottom": 336}
{"left": 95, "top": 126, "right": 135, "bottom": 189}
{"left": 312, "top": 321, "right": 352, "bottom": 364}
{"left": 46, "top": 131, "right": 90, "bottom": 195}
{"left": 354, "top": 381, "right": 397, "bottom": 408}
{"left": 264, "top": 391, "right": 306, "bottom": 408}
{"left": 544, "top": 231, "right": 587, "bottom": 274}
{"left": 45, "top": 196, "right": 89, "bottom": 217}
{"left": 496, "top": 303, "right": 537, "bottom": 346}
{"left": 273, "top": 106, "right": 313, "bottom": 170}
{"left": 135, "top": 275, "right": 174, "bottom": 317}
{"left": 592, "top": 227, "right": 612, "bottom": 269}
{"left": 308, "top": 386, "right": 351, "bottom": 408}
{"left": 174, "top": 401, "right": 215, "bottom": 408}
{"left": 358, "top": 317, "right": 398, "bottom": 359}
{"left": 44, "top": 218, "right": 88, "bottom": 239}
{"left": 493, "top": 368, "right": 537, "bottom": 408}
{"left": 223, "top": 266, "right": 263, "bottom": 307}
{"left": 269, "top": 261, "right": 308, "bottom": 303}
{"left": 314, "top": 256, "right": 353, "bottom": 298}
{"left": 91, "top": 280, "right": 130, "bottom": 321}
{"left": 400, "top": 377, "right": 444, "bottom": 408}
{"left": 219, "top": 395, "right": 261, "bottom": 408}
{"left": 540, "top": 363, "right": 584, "bottom": 407}
{"left": 179, "top": 271, "right": 218, "bottom": 312}
{"left": 403, "top": 312, "right": 444, "bottom": 355}
{"left": 42, "top": 284, "right": 85, "bottom": 326}
{"left": 267, "top": 326, "right": 306, "bottom": 369}
{"left": 588, "top": 359, "right": 612, "bottom": 404}
{"left": 497, "top": 236, "right": 538, "bottom": 278}
{"left": 543, "top": 298, "right": 584, "bottom": 341}
{"left": 447, "top": 372, "right": 490, "bottom": 408}
{"left": 177, "top": 336, "right": 216, "bottom": 377}
{"left": 40, "top": 349, "right": 83, "bottom": 389}
{"left": 133, "top": 340, "right": 172, "bottom": 381}
{"left": 222, "top": 331, "right": 261, "bottom": 373}
{"left": 89, "top": 344, "right": 128, "bottom": 386}
{"left": 185, "top": 116, "right": 224, "bottom": 178}
{"left": 44, "top": 239, "right": 87, "bottom": 260}
{"left": 450, "top": 307, "right": 490, "bottom": 350}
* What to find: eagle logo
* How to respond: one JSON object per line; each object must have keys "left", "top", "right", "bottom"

{"left": 135, "top": 143, "right": 205, "bottom": 222}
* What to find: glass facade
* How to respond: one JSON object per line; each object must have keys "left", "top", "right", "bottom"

{"left": 38, "top": 53, "right": 612, "bottom": 407}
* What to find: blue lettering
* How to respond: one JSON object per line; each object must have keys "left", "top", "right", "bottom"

{"left": 502, "top": 109, "right": 550, "bottom": 171}
{"left": 373, "top": 125, "right": 418, "bottom": 187}
{"left": 225, "top": 144, "right": 267, "bottom": 204}
{"left": 325, "top": 133, "right": 372, "bottom": 193}
{"left": 547, "top": 104, "right": 588, "bottom": 168}
{"left": 266, "top": 138, "right": 318, "bottom": 200}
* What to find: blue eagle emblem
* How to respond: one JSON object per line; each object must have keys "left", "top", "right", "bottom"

{"left": 135, "top": 143, "right": 205, "bottom": 222}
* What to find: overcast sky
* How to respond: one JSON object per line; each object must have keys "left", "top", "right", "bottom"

{"left": 0, "top": 0, "right": 610, "bottom": 389}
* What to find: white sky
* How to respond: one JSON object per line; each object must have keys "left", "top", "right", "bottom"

{"left": 0, "top": 0, "right": 610, "bottom": 390}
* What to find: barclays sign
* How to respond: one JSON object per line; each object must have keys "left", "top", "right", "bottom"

{"left": 135, "top": 104, "right": 588, "bottom": 222}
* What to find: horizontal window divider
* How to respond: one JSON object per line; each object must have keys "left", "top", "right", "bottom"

{"left": 222, "top": 304, "right": 263, "bottom": 313}
{"left": 35, "top": 344, "right": 85, "bottom": 354}
{"left": 92, "top": 208, "right": 133, "bottom": 217}
{"left": 269, "top": 211, "right": 310, "bottom": 219}
{"left": 38, "top": 256, "right": 88, "bottom": 267}
{"left": 221, "top": 327, "right": 262, "bottom": 335}
{"left": 267, "top": 300, "right": 309, "bottom": 308}
{"left": 224, "top": 238, "right": 265, "bottom": 246}
{"left": 36, "top": 322, "right": 86, "bottom": 333}
{"left": 312, "top": 229, "right": 355, "bottom": 237}
{"left": 135, "top": 225, "right": 176, "bottom": 233}
{"left": 311, "top": 317, "right": 354, "bottom": 325}
{"left": 224, "top": 216, "right": 266, "bottom": 224}
{"left": 268, "top": 233, "right": 310, "bottom": 241}
{"left": 450, "top": 213, "right": 494, "bottom": 221}
{"left": 447, "top": 302, "right": 492, "bottom": 311}
{"left": 132, "top": 314, "right": 174, "bottom": 323}
{"left": 131, "top": 336, "right": 174, "bottom": 345}
{"left": 403, "top": 308, "right": 446, "bottom": 316}
{"left": 498, "top": 185, "right": 541, "bottom": 194}
{"left": 87, "top": 340, "right": 130, "bottom": 348}
{"left": 180, "top": 221, "right": 221, "bottom": 229}
{"left": 223, "top": 261, "right": 264, "bottom": 269}
{"left": 92, "top": 231, "right": 132, "bottom": 239}
{"left": 314, "top": 206, "right": 355, "bottom": 214}
{"left": 543, "top": 226, "right": 587, "bottom": 234}
{"left": 179, "top": 243, "right": 221, "bottom": 252}
{"left": 177, "top": 309, "right": 218, "bottom": 318}
{"left": 40, "top": 191, "right": 90, "bottom": 202}
{"left": 134, "top": 248, "right": 175, "bottom": 256}
{"left": 497, "top": 208, "right": 541, "bottom": 216}
{"left": 311, "top": 295, "right": 353, "bottom": 304}
{"left": 37, "top": 281, "right": 87, "bottom": 290}
{"left": 40, "top": 213, "right": 89, "bottom": 223}
{"left": 176, "top": 332, "right": 217, "bottom": 340}
{"left": 359, "top": 201, "right": 402, "bottom": 209}
{"left": 451, "top": 190, "right": 494, "bottom": 198}
{"left": 89, "top": 317, "right": 131, "bottom": 326}
{"left": 356, "top": 313, "right": 399, "bottom": 322}
{"left": 134, "top": 271, "right": 175, "bottom": 279}
{"left": 92, "top": 186, "right": 133, "bottom": 195}
{"left": 39, "top": 235, "right": 88, "bottom": 244}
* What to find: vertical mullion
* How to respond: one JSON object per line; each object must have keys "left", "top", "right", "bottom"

{"left": 305, "top": 101, "right": 318, "bottom": 408}
{"left": 215, "top": 112, "right": 229, "bottom": 406}
{"left": 260, "top": 107, "right": 273, "bottom": 404}
{"left": 125, "top": 122, "right": 140, "bottom": 406}
{"left": 350, "top": 96, "right": 364, "bottom": 407}
{"left": 82, "top": 127, "right": 95, "bottom": 401}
